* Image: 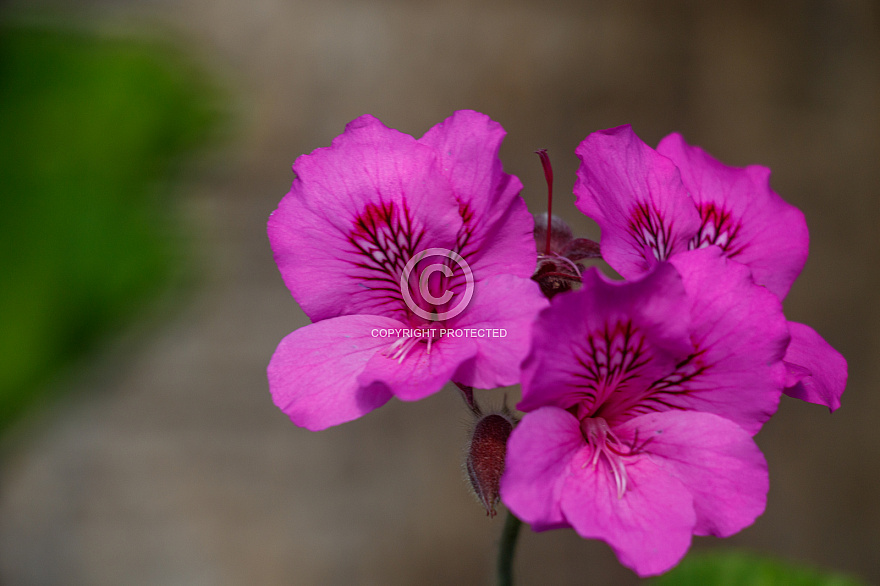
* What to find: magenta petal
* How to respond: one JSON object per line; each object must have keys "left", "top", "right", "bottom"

{"left": 360, "top": 333, "right": 478, "bottom": 402}
{"left": 268, "top": 114, "right": 463, "bottom": 322}
{"left": 450, "top": 274, "right": 549, "bottom": 389}
{"left": 500, "top": 406, "right": 583, "bottom": 531}
{"left": 619, "top": 411, "right": 768, "bottom": 538}
{"left": 784, "top": 360, "right": 812, "bottom": 388}
{"left": 668, "top": 248, "right": 789, "bottom": 434}
{"left": 268, "top": 314, "right": 402, "bottom": 431}
{"left": 560, "top": 438, "right": 696, "bottom": 576}
{"left": 420, "top": 110, "right": 536, "bottom": 280}
{"left": 574, "top": 125, "right": 701, "bottom": 279}
{"left": 519, "top": 263, "right": 692, "bottom": 416}
{"left": 657, "top": 133, "right": 809, "bottom": 299}
{"left": 783, "top": 322, "right": 847, "bottom": 411}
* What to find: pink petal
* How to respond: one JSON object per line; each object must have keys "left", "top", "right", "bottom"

{"left": 268, "top": 115, "right": 463, "bottom": 323}
{"left": 518, "top": 263, "right": 693, "bottom": 416}
{"left": 268, "top": 314, "right": 402, "bottom": 430}
{"left": 419, "top": 111, "right": 536, "bottom": 280}
{"left": 783, "top": 321, "right": 847, "bottom": 411}
{"left": 574, "top": 125, "right": 701, "bottom": 279}
{"left": 360, "top": 332, "right": 478, "bottom": 402}
{"left": 560, "top": 436, "right": 696, "bottom": 576}
{"left": 448, "top": 274, "right": 549, "bottom": 389}
{"left": 618, "top": 411, "right": 768, "bottom": 538}
{"left": 500, "top": 406, "right": 583, "bottom": 531}
{"left": 668, "top": 248, "right": 789, "bottom": 434}
{"left": 657, "top": 133, "right": 809, "bottom": 299}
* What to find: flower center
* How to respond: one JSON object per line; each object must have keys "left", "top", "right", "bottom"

{"left": 384, "top": 324, "right": 441, "bottom": 363}
{"left": 568, "top": 320, "right": 651, "bottom": 418}
{"left": 579, "top": 417, "right": 641, "bottom": 499}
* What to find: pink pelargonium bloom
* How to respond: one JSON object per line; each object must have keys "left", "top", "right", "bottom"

{"left": 501, "top": 247, "right": 790, "bottom": 576}
{"left": 267, "top": 111, "right": 548, "bottom": 430}
{"left": 573, "top": 125, "right": 846, "bottom": 411}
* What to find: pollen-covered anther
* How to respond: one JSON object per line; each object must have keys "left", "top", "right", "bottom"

{"left": 581, "top": 417, "right": 633, "bottom": 499}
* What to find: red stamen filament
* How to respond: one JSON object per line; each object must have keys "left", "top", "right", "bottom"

{"left": 535, "top": 149, "right": 554, "bottom": 255}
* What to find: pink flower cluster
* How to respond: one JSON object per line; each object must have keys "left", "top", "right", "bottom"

{"left": 267, "top": 112, "right": 847, "bottom": 576}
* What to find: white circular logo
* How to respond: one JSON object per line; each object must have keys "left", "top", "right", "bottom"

{"left": 399, "top": 248, "right": 474, "bottom": 321}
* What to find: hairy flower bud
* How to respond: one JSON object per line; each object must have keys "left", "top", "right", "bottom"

{"left": 466, "top": 411, "right": 515, "bottom": 518}
{"left": 532, "top": 214, "right": 601, "bottom": 299}
{"left": 533, "top": 212, "right": 574, "bottom": 256}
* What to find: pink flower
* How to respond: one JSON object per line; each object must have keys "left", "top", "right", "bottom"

{"left": 267, "top": 111, "right": 547, "bottom": 430}
{"left": 574, "top": 126, "right": 846, "bottom": 411}
{"left": 501, "top": 248, "right": 789, "bottom": 576}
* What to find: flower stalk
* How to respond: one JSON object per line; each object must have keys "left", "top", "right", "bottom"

{"left": 497, "top": 510, "right": 523, "bottom": 586}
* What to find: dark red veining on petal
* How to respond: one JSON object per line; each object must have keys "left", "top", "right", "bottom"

{"left": 455, "top": 202, "right": 475, "bottom": 258}
{"left": 689, "top": 203, "right": 745, "bottom": 258}
{"left": 347, "top": 201, "right": 424, "bottom": 311}
{"left": 627, "top": 202, "right": 673, "bottom": 262}
{"left": 565, "top": 320, "right": 652, "bottom": 415}
{"left": 446, "top": 202, "right": 479, "bottom": 298}
{"left": 561, "top": 321, "right": 710, "bottom": 423}
{"left": 618, "top": 350, "right": 708, "bottom": 419}
{"left": 549, "top": 320, "right": 713, "bottom": 499}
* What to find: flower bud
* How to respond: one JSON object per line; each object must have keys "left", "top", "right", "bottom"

{"left": 533, "top": 212, "right": 573, "bottom": 256}
{"left": 465, "top": 412, "right": 515, "bottom": 518}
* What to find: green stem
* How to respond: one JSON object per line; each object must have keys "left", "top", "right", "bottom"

{"left": 497, "top": 510, "right": 523, "bottom": 586}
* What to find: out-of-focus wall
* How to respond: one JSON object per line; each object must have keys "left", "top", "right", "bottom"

{"left": 1, "top": 1, "right": 878, "bottom": 584}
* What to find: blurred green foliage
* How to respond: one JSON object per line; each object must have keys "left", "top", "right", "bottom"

{"left": 653, "top": 550, "right": 868, "bottom": 586}
{"left": 0, "top": 24, "right": 218, "bottom": 432}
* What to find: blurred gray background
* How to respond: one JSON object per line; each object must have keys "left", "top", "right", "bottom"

{"left": 1, "top": 0, "right": 878, "bottom": 584}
